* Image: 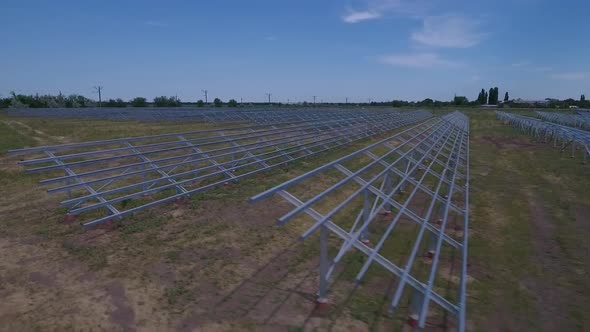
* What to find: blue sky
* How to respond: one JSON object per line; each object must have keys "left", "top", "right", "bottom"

{"left": 0, "top": 0, "right": 588, "bottom": 103}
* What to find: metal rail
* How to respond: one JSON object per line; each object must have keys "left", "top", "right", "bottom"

{"left": 250, "top": 111, "right": 470, "bottom": 331}
{"left": 497, "top": 111, "right": 590, "bottom": 162}
{"left": 11, "top": 110, "right": 431, "bottom": 227}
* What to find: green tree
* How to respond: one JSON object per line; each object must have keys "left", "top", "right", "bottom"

{"left": 0, "top": 97, "right": 11, "bottom": 108}
{"left": 392, "top": 100, "right": 410, "bottom": 107}
{"left": 581, "top": 94, "right": 586, "bottom": 102}
{"left": 477, "top": 88, "right": 487, "bottom": 104}
{"left": 130, "top": 97, "right": 147, "bottom": 107}
{"left": 453, "top": 95, "right": 469, "bottom": 106}
{"left": 504, "top": 92, "right": 509, "bottom": 102}
{"left": 154, "top": 96, "right": 181, "bottom": 107}
{"left": 153, "top": 96, "right": 168, "bottom": 107}
{"left": 227, "top": 99, "right": 238, "bottom": 107}
{"left": 213, "top": 98, "right": 222, "bottom": 107}
{"left": 196, "top": 99, "right": 204, "bottom": 107}
{"left": 104, "top": 98, "right": 127, "bottom": 107}
{"left": 419, "top": 98, "right": 434, "bottom": 106}
{"left": 493, "top": 87, "right": 499, "bottom": 104}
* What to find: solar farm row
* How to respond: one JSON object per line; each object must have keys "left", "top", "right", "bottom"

{"left": 10, "top": 110, "right": 431, "bottom": 227}
{"left": 251, "top": 111, "right": 470, "bottom": 331}
{"left": 497, "top": 111, "right": 590, "bottom": 162}
{"left": 5, "top": 107, "right": 400, "bottom": 124}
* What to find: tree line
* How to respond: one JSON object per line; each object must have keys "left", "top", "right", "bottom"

{"left": 0, "top": 92, "right": 240, "bottom": 109}
{"left": 1, "top": 91, "right": 588, "bottom": 109}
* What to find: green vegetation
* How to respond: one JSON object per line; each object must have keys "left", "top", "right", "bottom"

{"left": 63, "top": 242, "right": 108, "bottom": 270}
{"left": 454, "top": 95, "right": 469, "bottom": 105}
{"left": 0, "top": 121, "right": 37, "bottom": 153}
{"left": 477, "top": 89, "right": 488, "bottom": 104}
{"left": 153, "top": 96, "right": 182, "bottom": 107}
{"left": 103, "top": 98, "right": 127, "bottom": 107}
{"left": 130, "top": 97, "right": 148, "bottom": 107}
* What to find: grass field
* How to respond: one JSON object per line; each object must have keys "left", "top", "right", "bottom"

{"left": 0, "top": 109, "right": 588, "bottom": 331}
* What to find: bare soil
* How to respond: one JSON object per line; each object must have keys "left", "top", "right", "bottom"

{"left": 522, "top": 191, "right": 576, "bottom": 332}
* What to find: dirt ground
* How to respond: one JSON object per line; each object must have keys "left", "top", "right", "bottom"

{"left": 0, "top": 110, "right": 589, "bottom": 331}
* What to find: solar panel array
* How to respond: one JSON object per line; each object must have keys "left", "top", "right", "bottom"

{"left": 251, "top": 111, "right": 470, "bottom": 331}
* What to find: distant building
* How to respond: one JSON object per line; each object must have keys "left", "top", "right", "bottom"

{"left": 512, "top": 98, "right": 550, "bottom": 106}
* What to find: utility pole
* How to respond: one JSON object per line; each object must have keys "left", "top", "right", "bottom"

{"left": 94, "top": 86, "right": 103, "bottom": 107}
{"left": 240, "top": 97, "right": 243, "bottom": 104}
{"left": 345, "top": 97, "right": 348, "bottom": 104}
{"left": 202, "top": 90, "right": 208, "bottom": 104}
{"left": 313, "top": 96, "right": 317, "bottom": 105}
{"left": 266, "top": 92, "right": 271, "bottom": 104}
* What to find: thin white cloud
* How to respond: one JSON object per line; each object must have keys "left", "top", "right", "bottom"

{"left": 342, "top": 10, "right": 381, "bottom": 23}
{"left": 145, "top": 21, "right": 167, "bottom": 27}
{"left": 511, "top": 61, "right": 531, "bottom": 67}
{"left": 341, "top": 0, "right": 430, "bottom": 23}
{"left": 411, "top": 15, "right": 485, "bottom": 48}
{"left": 552, "top": 72, "right": 589, "bottom": 80}
{"left": 378, "top": 53, "right": 461, "bottom": 68}
{"left": 510, "top": 61, "right": 553, "bottom": 72}
{"left": 534, "top": 66, "right": 553, "bottom": 72}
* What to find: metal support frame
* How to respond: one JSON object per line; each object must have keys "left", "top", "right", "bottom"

{"left": 536, "top": 111, "right": 590, "bottom": 130}
{"left": 497, "top": 111, "right": 590, "bottom": 163}
{"left": 11, "top": 110, "right": 432, "bottom": 227}
{"left": 250, "top": 111, "right": 470, "bottom": 331}
{"left": 6, "top": 107, "right": 409, "bottom": 125}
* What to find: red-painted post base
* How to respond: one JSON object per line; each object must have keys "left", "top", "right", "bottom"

{"left": 97, "top": 220, "right": 114, "bottom": 230}
{"left": 174, "top": 197, "right": 189, "bottom": 206}
{"left": 425, "top": 250, "right": 435, "bottom": 259}
{"left": 64, "top": 214, "right": 77, "bottom": 223}
{"left": 379, "top": 210, "right": 392, "bottom": 216}
{"left": 407, "top": 314, "right": 419, "bottom": 328}
{"left": 315, "top": 297, "right": 330, "bottom": 313}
